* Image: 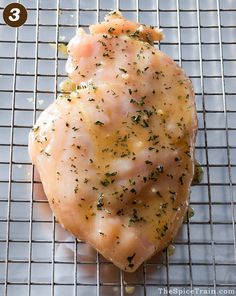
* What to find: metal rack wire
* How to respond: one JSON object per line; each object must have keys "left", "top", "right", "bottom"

{"left": 0, "top": 0, "right": 236, "bottom": 295}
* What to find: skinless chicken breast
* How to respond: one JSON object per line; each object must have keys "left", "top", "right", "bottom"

{"left": 29, "top": 11, "right": 197, "bottom": 272}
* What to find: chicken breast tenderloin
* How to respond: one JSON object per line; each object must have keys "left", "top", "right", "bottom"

{"left": 29, "top": 11, "right": 197, "bottom": 272}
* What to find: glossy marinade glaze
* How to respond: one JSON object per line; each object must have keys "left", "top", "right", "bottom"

{"left": 29, "top": 11, "right": 197, "bottom": 272}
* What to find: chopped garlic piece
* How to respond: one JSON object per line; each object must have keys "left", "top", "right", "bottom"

{"left": 184, "top": 206, "right": 195, "bottom": 222}
{"left": 50, "top": 43, "right": 68, "bottom": 55}
{"left": 125, "top": 286, "right": 135, "bottom": 295}
{"left": 167, "top": 244, "right": 175, "bottom": 257}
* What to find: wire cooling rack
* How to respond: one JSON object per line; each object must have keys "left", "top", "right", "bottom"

{"left": 0, "top": 0, "right": 236, "bottom": 295}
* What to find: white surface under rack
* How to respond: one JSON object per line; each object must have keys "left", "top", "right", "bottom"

{"left": 0, "top": 0, "right": 236, "bottom": 295}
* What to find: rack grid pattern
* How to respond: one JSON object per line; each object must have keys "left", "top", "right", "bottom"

{"left": 0, "top": 0, "right": 236, "bottom": 295}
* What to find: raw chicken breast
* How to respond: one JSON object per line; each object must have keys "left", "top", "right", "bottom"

{"left": 29, "top": 11, "right": 197, "bottom": 272}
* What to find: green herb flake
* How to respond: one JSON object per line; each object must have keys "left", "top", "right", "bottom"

{"left": 105, "top": 171, "right": 117, "bottom": 177}
{"left": 131, "top": 115, "right": 141, "bottom": 124}
{"left": 129, "top": 179, "right": 136, "bottom": 186}
{"left": 100, "top": 179, "right": 110, "bottom": 187}
{"left": 136, "top": 69, "right": 141, "bottom": 75}
{"left": 32, "top": 126, "right": 39, "bottom": 132}
{"left": 119, "top": 68, "right": 127, "bottom": 73}
{"left": 74, "top": 184, "right": 79, "bottom": 194}
{"left": 127, "top": 253, "right": 136, "bottom": 268}
{"left": 108, "top": 27, "right": 115, "bottom": 33}
{"left": 95, "top": 121, "right": 104, "bottom": 126}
